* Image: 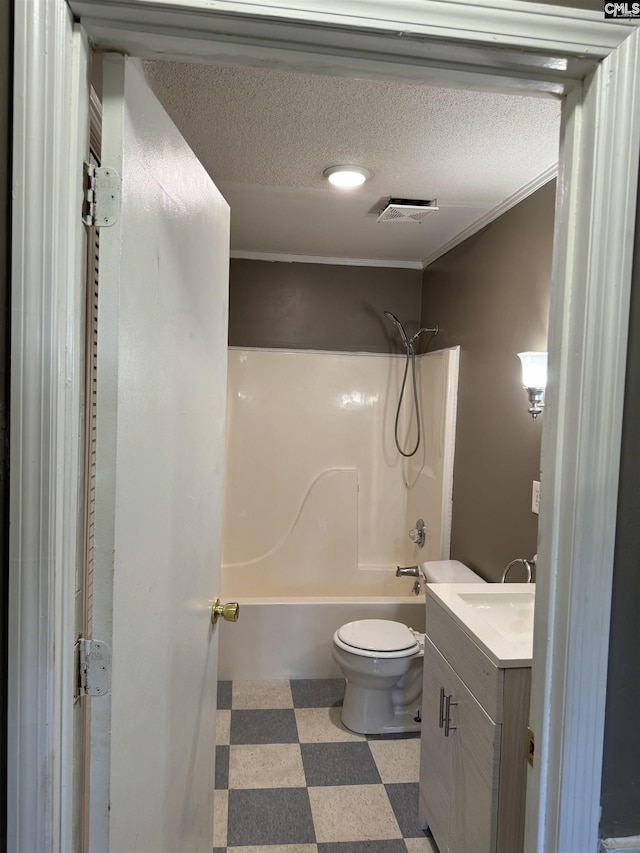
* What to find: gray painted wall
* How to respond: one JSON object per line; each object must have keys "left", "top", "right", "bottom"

{"left": 599, "top": 164, "right": 640, "bottom": 840}
{"left": 420, "top": 182, "right": 553, "bottom": 582}
{"left": 229, "top": 259, "right": 422, "bottom": 352}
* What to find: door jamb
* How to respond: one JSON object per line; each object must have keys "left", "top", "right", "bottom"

{"left": 9, "top": 2, "right": 640, "bottom": 851}
{"left": 8, "top": 4, "right": 89, "bottom": 852}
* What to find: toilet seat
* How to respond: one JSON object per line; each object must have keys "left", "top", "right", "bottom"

{"left": 334, "top": 619, "right": 420, "bottom": 659}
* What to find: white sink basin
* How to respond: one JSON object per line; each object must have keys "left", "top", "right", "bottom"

{"left": 457, "top": 591, "right": 535, "bottom": 637}
{"left": 426, "top": 583, "right": 535, "bottom": 666}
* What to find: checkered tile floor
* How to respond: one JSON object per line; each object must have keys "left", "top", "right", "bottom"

{"left": 213, "top": 679, "right": 439, "bottom": 852}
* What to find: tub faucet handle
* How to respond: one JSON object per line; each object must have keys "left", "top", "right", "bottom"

{"left": 408, "top": 518, "right": 426, "bottom": 548}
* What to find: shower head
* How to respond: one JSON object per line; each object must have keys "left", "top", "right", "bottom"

{"left": 384, "top": 311, "right": 410, "bottom": 349}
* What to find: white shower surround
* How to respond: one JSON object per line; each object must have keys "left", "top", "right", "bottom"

{"left": 219, "top": 346, "right": 458, "bottom": 677}
{"left": 221, "top": 346, "right": 460, "bottom": 598}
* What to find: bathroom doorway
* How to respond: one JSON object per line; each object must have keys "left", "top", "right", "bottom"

{"left": 10, "top": 3, "right": 639, "bottom": 852}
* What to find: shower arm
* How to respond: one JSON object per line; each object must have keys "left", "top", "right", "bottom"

{"left": 384, "top": 312, "right": 439, "bottom": 353}
{"left": 409, "top": 325, "right": 439, "bottom": 347}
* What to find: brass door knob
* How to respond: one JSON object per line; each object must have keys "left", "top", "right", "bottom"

{"left": 211, "top": 599, "right": 240, "bottom": 624}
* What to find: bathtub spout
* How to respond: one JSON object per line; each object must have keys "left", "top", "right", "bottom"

{"left": 396, "top": 565, "right": 420, "bottom": 578}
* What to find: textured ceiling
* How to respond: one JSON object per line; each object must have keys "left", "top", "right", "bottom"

{"left": 144, "top": 61, "right": 561, "bottom": 267}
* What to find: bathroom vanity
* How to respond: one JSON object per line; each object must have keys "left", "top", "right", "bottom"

{"left": 419, "top": 583, "right": 534, "bottom": 853}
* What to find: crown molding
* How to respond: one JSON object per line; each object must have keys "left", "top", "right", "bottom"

{"left": 230, "top": 250, "right": 423, "bottom": 270}
{"left": 421, "top": 163, "right": 558, "bottom": 269}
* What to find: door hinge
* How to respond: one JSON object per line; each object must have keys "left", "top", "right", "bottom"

{"left": 77, "top": 638, "right": 112, "bottom": 697}
{"left": 82, "top": 162, "right": 121, "bottom": 228}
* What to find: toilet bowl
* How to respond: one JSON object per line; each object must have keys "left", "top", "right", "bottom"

{"left": 332, "top": 559, "right": 485, "bottom": 734}
{"left": 333, "top": 619, "right": 425, "bottom": 734}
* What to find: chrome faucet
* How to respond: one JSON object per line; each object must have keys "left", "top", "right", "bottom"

{"left": 396, "top": 566, "right": 424, "bottom": 595}
{"left": 501, "top": 555, "right": 536, "bottom": 583}
{"left": 396, "top": 565, "right": 420, "bottom": 578}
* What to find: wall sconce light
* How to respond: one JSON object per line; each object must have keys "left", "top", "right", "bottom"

{"left": 517, "top": 351, "right": 548, "bottom": 420}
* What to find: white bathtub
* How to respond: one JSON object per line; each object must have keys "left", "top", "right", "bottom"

{"left": 217, "top": 589, "right": 426, "bottom": 680}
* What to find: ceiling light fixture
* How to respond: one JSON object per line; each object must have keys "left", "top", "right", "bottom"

{"left": 323, "top": 165, "right": 372, "bottom": 188}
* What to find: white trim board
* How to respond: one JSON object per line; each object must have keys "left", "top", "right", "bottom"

{"left": 9, "top": 4, "right": 89, "bottom": 852}
{"left": 69, "top": 1, "right": 634, "bottom": 92}
{"left": 530, "top": 29, "right": 640, "bottom": 851}
{"left": 229, "top": 251, "right": 423, "bottom": 270}
{"left": 11, "top": 3, "right": 640, "bottom": 852}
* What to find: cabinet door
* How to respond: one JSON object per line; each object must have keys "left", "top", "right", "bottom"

{"left": 419, "top": 637, "right": 453, "bottom": 851}
{"left": 449, "top": 668, "right": 501, "bottom": 853}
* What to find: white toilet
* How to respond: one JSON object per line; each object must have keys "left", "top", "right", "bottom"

{"left": 332, "top": 560, "right": 485, "bottom": 734}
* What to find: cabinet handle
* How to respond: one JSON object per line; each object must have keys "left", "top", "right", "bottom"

{"left": 438, "top": 687, "right": 446, "bottom": 728}
{"left": 444, "top": 694, "right": 457, "bottom": 737}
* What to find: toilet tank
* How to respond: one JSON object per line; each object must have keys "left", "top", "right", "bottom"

{"left": 421, "top": 560, "right": 486, "bottom": 584}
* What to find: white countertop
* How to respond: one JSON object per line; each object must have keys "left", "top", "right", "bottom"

{"left": 426, "top": 582, "right": 534, "bottom": 668}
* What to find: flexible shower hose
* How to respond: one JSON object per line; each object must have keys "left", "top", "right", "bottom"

{"left": 394, "top": 348, "right": 421, "bottom": 457}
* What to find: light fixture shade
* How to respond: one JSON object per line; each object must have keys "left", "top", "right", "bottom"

{"left": 518, "top": 351, "right": 548, "bottom": 390}
{"left": 323, "top": 165, "right": 372, "bottom": 188}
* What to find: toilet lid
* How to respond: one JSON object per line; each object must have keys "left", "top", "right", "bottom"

{"left": 337, "top": 619, "right": 417, "bottom": 653}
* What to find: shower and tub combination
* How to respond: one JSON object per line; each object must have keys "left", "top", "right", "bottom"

{"left": 219, "top": 311, "right": 461, "bottom": 730}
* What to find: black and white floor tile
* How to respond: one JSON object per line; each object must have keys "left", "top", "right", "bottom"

{"left": 213, "top": 678, "right": 439, "bottom": 852}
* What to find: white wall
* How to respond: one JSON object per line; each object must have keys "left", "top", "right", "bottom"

{"left": 221, "top": 347, "right": 459, "bottom": 596}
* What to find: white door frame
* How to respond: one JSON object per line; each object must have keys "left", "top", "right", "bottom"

{"left": 9, "top": 3, "right": 90, "bottom": 851}
{"left": 9, "top": 2, "right": 640, "bottom": 852}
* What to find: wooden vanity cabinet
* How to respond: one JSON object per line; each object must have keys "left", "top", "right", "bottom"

{"left": 419, "top": 595, "right": 532, "bottom": 853}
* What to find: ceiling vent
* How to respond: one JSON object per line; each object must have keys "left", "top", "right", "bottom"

{"left": 377, "top": 197, "right": 439, "bottom": 223}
